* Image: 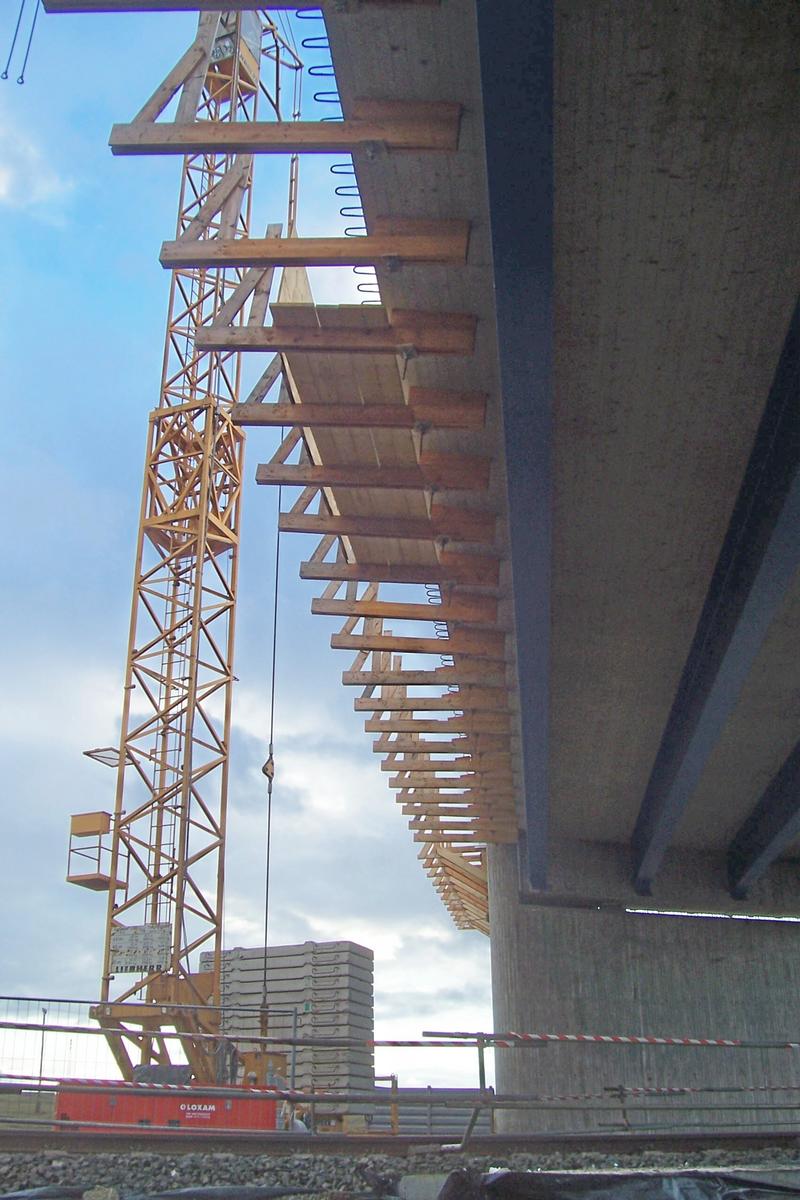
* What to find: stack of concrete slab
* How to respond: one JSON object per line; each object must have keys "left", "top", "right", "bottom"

{"left": 200, "top": 940, "right": 374, "bottom": 1093}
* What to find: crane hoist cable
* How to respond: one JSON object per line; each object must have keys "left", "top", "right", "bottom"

{"left": 2, "top": 0, "right": 27, "bottom": 80}
{"left": 2, "top": 0, "right": 40, "bottom": 84}
{"left": 15, "top": 0, "right": 39, "bottom": 84}
{"left": 259, "top": 457, "right": 283, "bottom": 1029}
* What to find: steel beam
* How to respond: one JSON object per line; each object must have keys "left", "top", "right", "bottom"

{"left": 632, "top": 299, "right": 800, "bottom": 894}
{"left": 727, "top": 739, "right": 800, "bottom": 898}
{"left": 477, "top": 0, "right": 553, "bottom": 889}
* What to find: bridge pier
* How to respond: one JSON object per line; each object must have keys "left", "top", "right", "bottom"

{"left": 488, "top": 843, "right": 800, "bottom": 1133}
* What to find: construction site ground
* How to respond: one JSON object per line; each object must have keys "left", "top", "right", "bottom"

{"left": 6, "top": 1140, "right": 800, "bottom": 1197}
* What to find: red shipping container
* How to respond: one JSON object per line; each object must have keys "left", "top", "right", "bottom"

{"left": 56, "top": 1081, "right": 278, "bottom": 1133}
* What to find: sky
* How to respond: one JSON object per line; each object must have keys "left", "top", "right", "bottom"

{"left": 0, "top": 5, "right": 494, "bottom": 1090}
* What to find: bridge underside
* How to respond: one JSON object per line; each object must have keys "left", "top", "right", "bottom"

{"left": 326, "top": 0, "right": 800, "bottom": 913}
{"left": 323, "top": 0, "right": 800, "bottom": 1129}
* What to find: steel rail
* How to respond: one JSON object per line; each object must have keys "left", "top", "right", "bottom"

{"left": 3, "top": 1125, "right": 800, "bottom": 1156}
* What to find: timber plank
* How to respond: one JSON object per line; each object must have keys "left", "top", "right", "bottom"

{"left": 409, "top": 388, "right": 487, "bottom": 429}
{"left": 313, "top": 596, "right": 497, "bottom": 625}
{"left": 300, "top": 555, "right": 499, "bottom": 587}
{"left": 160, "top": 222, "right": 469, "bottom": 268}
{"left": 284, "top": 508, "right": 495, "bottom": 544}
{"left": 233, "top": 394, "right": 486, "bottom": 431}
{"left": 331, "top": 630, "right": 505, "bottom": 658}
{"left": 197, "top": 310, "right": 476, "bottom": 355}
{"left": 342, "top": 669, "right": 506, "bottom": 686}
{"left": 380, "top": 756, "right": 512, "bottom": 772}
{"left": 256, "top": 452, "right": 490, "bottom": 491}
{"left": 48, "top": 0, "right": 440, "bottom": 9}
{"left": 373, "top": 736, "right": 507, "bottom": 754}
{"left": 379, "top": 748, "right": 510, "bottom": 768}
{"left": 111, "top": 103, "right": 461, "bottom": 156}
{"left": 391, "top": 773, "right": 515, "bottom": 788}
{"left": 414, "top": 832, "right": 517, "bottom": 845}
{"left": 353, "top": 689, "right": 506, "bottom": 710}
{"left": 366, "top": 715, "right": 510, "bottom": 734}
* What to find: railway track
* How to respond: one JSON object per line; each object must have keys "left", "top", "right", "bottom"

{"left": 1, "top": 1128, "right": 800, "bottom": 1157}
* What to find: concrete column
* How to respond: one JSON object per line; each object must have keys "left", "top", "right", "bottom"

{"left": 488, "top": 843, "right": 800, "bottom": 1133}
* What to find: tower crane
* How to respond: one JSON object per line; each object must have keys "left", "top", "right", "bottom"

{"left": 65, "top": 8, "right": 301, "bottom": 1085}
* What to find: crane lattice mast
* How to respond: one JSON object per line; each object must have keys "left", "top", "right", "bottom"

{"left": 67, "top": 10, "right": 300, "bottom": 1083}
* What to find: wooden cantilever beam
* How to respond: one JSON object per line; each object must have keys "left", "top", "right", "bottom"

{"left": 331, "top": 630, "right": 506, "bottom": 658}
{"left": 388, "top": 753, "right": 513, "bottom": 772}
{"left": 366, "top": 715, "right": 511, "bottom": 734}
{"left": 161, "top": 220, "right": 470, "bottom": 269}
{"left": 353, "top": 689, "right": 505, "bottom": 711}
{"left": 400, "top": 798, "right": 514, "bottom": 811}
{"left": 284, "top": 508, "right": 496, "bottom": 545}
{"left": 197, "top": 310, "right": 476, "bottom": 356}
{"left": 414, "top": 831, "right": 517, "bottom": 845}
{"left": 382, "top": 755, "right": 512, "bottom": 772}
{"left": 111, "top": 101, "right": 461, "bottom": 156}
{"left": 374, "top": 736, "right": 507, "bottom": 755}
{"left": 405, "top": 816, "right": 514, "bottom": 833}
{"left": 232, "top": 388, "right": 487, "bottom": 431}
{"left": 393, "top": 774, "right": 515, "bottom": 789}
{"left": 342, "top": 668, "right": 506, "bottom": 686}
{"left": 300, "top": 554, "right": 499, "bottom": 587}
{"left": 312, "top": 595, "right": 498, "bottom": 625}
{"left": 257, "top": 453, "right": 490, "bottom": 492}
{"left": 46, "top": 0, "right": 439, "bottom": 11}
{"left": 398, "top": 784, "right": 510, "bottom": 795}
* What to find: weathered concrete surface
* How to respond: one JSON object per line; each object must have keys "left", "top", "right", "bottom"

{"left": 326, "top": 0, "right": 800, "bottom": 892}
{"left": 524, "top": 837, "right": 800, "bottom": 915}
{"left": 489, "top": 845, "right": 800, "bottom": 1133}
{"left": 550, "top": 0, "right": 800, "bottom": 850}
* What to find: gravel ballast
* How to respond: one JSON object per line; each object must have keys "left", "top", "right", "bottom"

{"left": 3, "top": 1148, "right": 800, "bottom": 1197}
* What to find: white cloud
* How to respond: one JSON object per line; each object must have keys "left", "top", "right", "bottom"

{"left": 0, "top": 654, "right": 120, "bottom": 753}
{"left": 230, "top": 681, "right": 352, "bottom": 746}
{"left": 0, "top": 121, "right": 73, "bottom": 215}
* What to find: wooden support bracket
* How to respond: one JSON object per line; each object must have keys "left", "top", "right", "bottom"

{"left": 366, "top": 714, "right": 511, "bottom": 734}
{"left": 111, "top": 101, "right": 461, "bottom": 156}
{"left": 47, "top": 0, "right": 440, "bottom": 12}
{"left": 257, "top": 452, "right": 489, "bottom": 493}
{"left": 332, "top": 629, "right": 505, "bottom": 658}
{"left": 342, "top": 668, "right": 506, "bottom": 687}
{"left": 353, "top": 688, "right": 505, "bottom": 711}
{"left": 161, "top": 219, "right": 470, "bottom": 268}
{"left": 197, "top": 308, "right": 476, "bottom": 356}
{"left": 300, "top": 558, "right": 498, "bottom": 588}
{"left": 284, "top": 508, "right": 495, "bottom": 546}
{"left": 232, "top": 390, "right": 487, "bottom": 432}
{"left": 313, "top": 595, "right": 498, "bottom": 626}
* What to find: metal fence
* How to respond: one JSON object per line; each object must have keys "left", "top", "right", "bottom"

{"left": 4, "top": 997, "right": 800, "bottom": 1142}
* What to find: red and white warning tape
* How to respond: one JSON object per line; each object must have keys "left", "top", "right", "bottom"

{"left": 423, "top": 1028, "right": 800, "bottom": 1051}
{"left": 500, "top": 1031, "right": 744, "bottom": 1048}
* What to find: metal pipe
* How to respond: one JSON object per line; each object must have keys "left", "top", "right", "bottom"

{"left": 458, "top": 1104, "right": 484, "bottom": 1151}
{"left": 0, "top": 1019, "right": 474, "bottom": 1049}
{"left": 290, "top": 1007, "right": 298, "bottom": 1090}
{"left": 34, "top": 1007, "right": 47, "bottom": 1115}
